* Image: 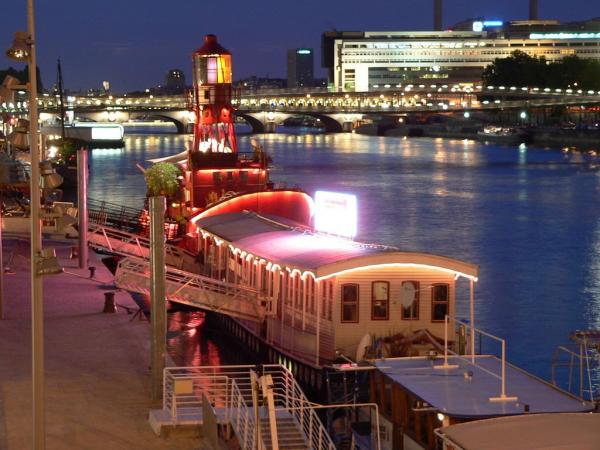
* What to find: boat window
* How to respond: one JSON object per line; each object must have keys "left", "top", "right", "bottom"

{"left": 371, "top": 281, "right": 389, "bottom": 320}
{"left": 341, "top": 284, "right": 359, "bottom": 323}
{"left": 431, "top": 283, "right": 449, "bottom": 322}
{"left": 240, "top": 170, "right": 248, "bottom": 184}
{"left": 212, "top": 171, "right": 221, "bottom": 185}
{"left": 401, "top": 281, "right": 420, "bottom": 320}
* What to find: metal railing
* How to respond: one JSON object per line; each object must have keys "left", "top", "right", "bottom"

{"left": 163, "top": 366, "right": 257, "bottom": 449}
{"left": 437, "top": 315, "right": 518, "bottom": 402}
{"left": 263, "top": 366, "right": 336, "bottom": 450}
{"left": 115, "top": 257, "right": 269, "bottom": 322}
{"left": 551, "top": 330, "right": 600, "bottom": 402}
{"left": 88, "top": 197, "right": 145, "bottom": 232}
{"left": 87, "top": 223, "right": 197, "bottom": 271}
{"left": 160, "top": 364, "right": 335, "bottom": 450}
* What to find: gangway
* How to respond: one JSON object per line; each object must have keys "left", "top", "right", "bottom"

{"left": 87, "top": 197, "right": 146, "bottom": 232}
{"left": 87, "top": 223, "right": 199, "bottom": 272}
{"left": 149, "top": 364, "right": 336, "bottom": 450}
{"left": 115, "top": 257, "right": 271, "bottom": 322}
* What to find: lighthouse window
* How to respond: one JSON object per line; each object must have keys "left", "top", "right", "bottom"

{"left": 432, "top": 283, "right": 449, "bottom": 322}
{"left": 341, "top": 284, "right": 359, "bottom": 323}
{"left": 371, "top": 281, "right": 389, "bottom": 320}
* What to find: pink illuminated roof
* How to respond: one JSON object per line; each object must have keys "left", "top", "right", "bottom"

{"left": 195, "top": 211, "right": 479, "bottom": 279}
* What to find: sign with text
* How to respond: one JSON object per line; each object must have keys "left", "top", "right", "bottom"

{"left": 314, "top": 191, "right": 357, "bottom": 238}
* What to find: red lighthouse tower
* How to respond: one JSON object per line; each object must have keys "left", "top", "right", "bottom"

{"left": 192, "top": 34, "right": 236, "bottom": 154}
{"left": 184, "top": 35, "right": 270, "bottom": 210}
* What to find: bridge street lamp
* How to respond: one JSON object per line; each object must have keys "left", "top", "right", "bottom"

{"left": 6, "top": 1, "right": 46, "bottom": 449}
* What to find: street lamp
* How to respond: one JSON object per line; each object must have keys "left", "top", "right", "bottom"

{"left": 7, "top": 1, "right": 45, "bottom": 449}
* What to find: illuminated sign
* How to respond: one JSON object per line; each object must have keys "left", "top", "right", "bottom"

{"left": 483, "top": 20, "right": 503, "bottom": 27}
{"left": 88, "top": 124, "right": 124, "bottom": 141}
{"left": 297, "top": 49, "right": 311, "bottom": 55}
{"left": 530, "top": 32, "right": 600, "bottom": 40}
{"left": 314, "top": 191, "right": 357, "bottom": 238}
{"left": 473, "top": 20, "right": 503, "bottom": 31}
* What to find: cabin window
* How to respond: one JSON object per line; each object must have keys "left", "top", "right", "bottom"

{"left": 240, "top": 171, "right": 248, "bottom": 184}
{"left": 371, "top": 281, "right": 389, "bottom": 320}
{"left": 341, "top": 284, "right": 359, "bottom": 323}
{"left": 401, "top": 281, "right": 419, "bottom": 320}
{"left": 212, "top": 172, "right": 221, "bottom": 185}
{"left": 432, "top": 283, "right": 449, "bottom": 322}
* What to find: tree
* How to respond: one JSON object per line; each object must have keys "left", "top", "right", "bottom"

{"left": 144, "top": 162, "right": 181, "bottom": 197}
{"left": 482, "top": 51, "right": 547, "bottom": 87}
{"left": 482, "top": 51, "right": 600, "bottom": 90}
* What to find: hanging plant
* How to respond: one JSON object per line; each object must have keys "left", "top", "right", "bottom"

{"left": 144, "top": 162, "right": 181, "bottom": 197}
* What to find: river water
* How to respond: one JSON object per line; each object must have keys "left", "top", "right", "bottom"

{"left": 87, "top": 124, "right": 600, "bottom": 386}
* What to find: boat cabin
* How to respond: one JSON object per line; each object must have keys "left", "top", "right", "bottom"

{"left": 192, "top": 211, "right": 480, "bottom": 368}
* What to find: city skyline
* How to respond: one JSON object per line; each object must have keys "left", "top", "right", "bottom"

{"left": 1, "top": 0, "right": 598, "bottom": 92}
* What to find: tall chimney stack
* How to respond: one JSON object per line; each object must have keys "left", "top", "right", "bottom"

{"left": 529, "top": 0, "right": 539, "bottom": 20}
{"left": 434, "top": 0, "right": 443, "bottom": 31}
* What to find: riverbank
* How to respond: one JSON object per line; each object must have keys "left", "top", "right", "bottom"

{"left": 0, "top": 237, "right": 205, "bottom": 450}
{"left": 356, "top": 123, "right": 600, "bottom": 149}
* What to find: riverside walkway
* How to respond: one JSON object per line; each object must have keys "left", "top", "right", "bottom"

{"left": 0, "top": 237, "right": 205, "bottom": 450}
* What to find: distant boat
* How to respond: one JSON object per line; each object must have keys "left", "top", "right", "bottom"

{"left": 42, "top": 122, "right": 125, "bottom": 147}
{"left": 477, "top": 126, "right": 529, "bottom": 144}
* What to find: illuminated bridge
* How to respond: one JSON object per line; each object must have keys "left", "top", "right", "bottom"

{"left": 4, "top": 84, "right": 600, "bottom": 133}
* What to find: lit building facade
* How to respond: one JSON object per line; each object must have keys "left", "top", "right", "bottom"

{"left": 322, "top": 19, "right": 600, "bottom": 92}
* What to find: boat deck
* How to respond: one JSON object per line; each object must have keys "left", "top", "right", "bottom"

{"left": 374, "top": 355, "right": 594, "bottom": 418}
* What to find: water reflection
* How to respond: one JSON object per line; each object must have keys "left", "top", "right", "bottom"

{"left": 87, "top": 128, "right": 600, "bottom": 384}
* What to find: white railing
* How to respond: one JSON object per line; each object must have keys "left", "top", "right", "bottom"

{"left": 163, "top": 365, "right": 258, "bottom": 449}
{"left": 436, "top": 315, "right": 518, "bottom": 402}
{"left": 161, "top": 364, "right": 336, "bottom": 450}
{"left": 115, "top": 257, "right": 269, "bottom": 322}
{"left": 263, "top": 366, "right": 336, "bottom": 450}
{"left": 87, "top": 223, "right": 198, "bottom": 271}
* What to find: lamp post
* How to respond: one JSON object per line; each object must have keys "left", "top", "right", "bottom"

{"left": 7, "top": 1, "right": 44, "bottom": 448}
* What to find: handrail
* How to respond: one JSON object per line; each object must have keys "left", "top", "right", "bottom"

{"left": 436, "top": 314, "right": 518, "bottom": 402}
{"left": 161, "top": 364, "right": 335, "bottom": 450}
{"left": 263, "top": 366, "right": 336, "bottom": 450}
{"left": 88, "top": 223, "right": 197, "bottom": 271}
{"left": 116, "top": 257, "right": 268, "bottom": 321}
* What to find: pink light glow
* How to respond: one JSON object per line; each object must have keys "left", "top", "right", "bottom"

{"left": 314, "top": 191, "right": 357, "bottom": 238}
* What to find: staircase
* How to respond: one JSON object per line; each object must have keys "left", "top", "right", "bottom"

{"left": 150, "top": 364, "right": 336, "bottom": 450}
{"left": 260, "top": 415, "right": 309, "bottom": 450}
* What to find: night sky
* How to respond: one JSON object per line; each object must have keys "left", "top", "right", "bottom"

{"left": 1, "top": 0, "right": 598, "bottom": 93}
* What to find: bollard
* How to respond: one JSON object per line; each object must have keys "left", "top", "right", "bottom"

{"left": 88, "top": 266, "right": 96, "bottom": 278}
{"left": 103, "top": 292, "right": 116, "bottom": 313}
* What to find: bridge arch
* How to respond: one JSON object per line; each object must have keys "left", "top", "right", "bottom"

{"left": 235, "top": 113, "right": 266, "bottom": 133}
{"left": 302, "top": 113, "right": 343, "bottom": 133}
{"left": 129, "top": 113, "right": 186, "bottom": 133}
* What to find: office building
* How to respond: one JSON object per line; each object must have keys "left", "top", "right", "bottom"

{"left": 322, "top": 18, "right": 600, "bottom": 91}
{"left": 287, "top": 48, "right": 314, "bottom": 88}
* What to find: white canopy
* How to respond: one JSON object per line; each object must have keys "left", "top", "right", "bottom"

{"left": 438, "top": 413, "right": 600, "bottom": 450}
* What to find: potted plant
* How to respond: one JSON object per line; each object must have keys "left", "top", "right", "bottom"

{"left": 144, "top": 162, "right": 181, "bottom": 197}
